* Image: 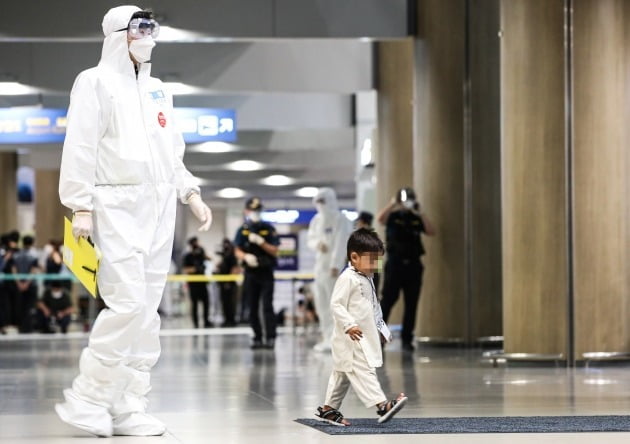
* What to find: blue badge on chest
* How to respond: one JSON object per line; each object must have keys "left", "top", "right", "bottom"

{"left": 149, "top": 90, "right": 166, "bottom": 105}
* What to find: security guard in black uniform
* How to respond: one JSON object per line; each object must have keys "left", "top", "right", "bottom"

{"left": 182, "top": 237, "right": 211, "bottom": 328}
{"left": 377, "top": 187, "right": 435, "bottom": 351}
{"left": 234, "top": 197, "right": 280, "bottom": 349}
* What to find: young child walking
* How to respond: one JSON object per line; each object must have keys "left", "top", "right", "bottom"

{"left": 315, "top": 228, "right": 407, "bottom": 426}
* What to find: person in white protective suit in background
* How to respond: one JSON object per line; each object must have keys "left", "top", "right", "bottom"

{"left": 307, "top": 188, "right": 352, "bottom": 352}
{"left": 55, "top": 6, "right": 212, "bottom": 437}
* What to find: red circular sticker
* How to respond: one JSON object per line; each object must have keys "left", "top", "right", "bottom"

{"left": 157, "top": 112, "right": 166, "bottom": 128}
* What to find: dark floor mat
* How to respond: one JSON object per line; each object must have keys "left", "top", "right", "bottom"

{"left": 296, "top": 415, "right": 630, "bottom": 435}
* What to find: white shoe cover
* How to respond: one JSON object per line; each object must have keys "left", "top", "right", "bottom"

{"left": 55, "top": 389, "right": 113, "bottom": 437}
{"left": 112, "top": 412, "right": 166, "bottom": 436}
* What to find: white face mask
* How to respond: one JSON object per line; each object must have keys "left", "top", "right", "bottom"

{"left": 402, "top": 200, "right": 415, "bottom": 210}
{"left": 248, "top": 211, "right": 261, "bottom": 223}
{"left": 51, "top": 290, "right": 63, "bottom": 299}
{"left": 129, "top": 37, "right": 155, "bottom": 63}
{"left": 315, "top": 203, "right": 325, "bottom": 213}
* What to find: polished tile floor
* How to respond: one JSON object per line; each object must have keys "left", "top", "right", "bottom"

{"left": 2, "top": 326, "right": 630, "bottom": 443}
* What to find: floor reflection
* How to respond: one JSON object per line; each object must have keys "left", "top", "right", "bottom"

{"left": 2, "top": 328, "right": 630, "bottom": 442}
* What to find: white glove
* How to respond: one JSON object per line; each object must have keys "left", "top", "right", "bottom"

{"left": 243, "top": 253, "right": 259, "bottom": 268}
{"left": 72, "top": 211, "right": 93, "bottom": 240}
{"left": 187, "top": 193, "right": 212, "bottom": 231}
{"left": 248, "top": 232, "right": 265, "bottom": 246}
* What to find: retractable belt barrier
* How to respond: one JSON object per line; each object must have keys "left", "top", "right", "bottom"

{"left": 0, "top": 272, "right": 315, "bottom": 334}
{"left": 0, "top": 272, "right": 314, "bottom": 282}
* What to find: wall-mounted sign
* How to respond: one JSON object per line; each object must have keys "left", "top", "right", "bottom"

{"left": 261, "top": 209, "right": 357, "bottom": 226}
{"left": 174, "top": 107, "right": 236, "bottom": 143}
{"left": 0, "top": 107, "right": 236, "bottom": 144}
{"left": 276, "top": 234, "right": 299, "bottom": 271}
{"left": 0, "top": 108, "right": 67, "bottom": 144}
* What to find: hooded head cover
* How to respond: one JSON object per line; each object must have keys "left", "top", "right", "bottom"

{"left": 99, "top": 5, "right": 142, "bottom": 73}
{"left": 313, "top": 187, "right": 339, "bottom": 215}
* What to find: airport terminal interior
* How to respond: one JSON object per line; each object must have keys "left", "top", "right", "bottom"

{"left": 2, "top": 0, "right": 630, "bottom": 443}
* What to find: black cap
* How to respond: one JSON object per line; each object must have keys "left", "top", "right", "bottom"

{"left": 245, "top": 197, "right": 263, "bottom": 211}
{"left": 188, "top": 236, "right": 198, "bottom": 246}
{"left": 357, "top": 211, "right": 374, "bottom": 226}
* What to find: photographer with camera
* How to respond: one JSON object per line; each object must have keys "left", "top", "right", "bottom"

{"left": 377, "top": 187, "right": 435, "bottom": 352}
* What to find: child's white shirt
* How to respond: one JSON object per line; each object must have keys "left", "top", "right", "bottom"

{"left": 329, "top": 265, "right": 391, "bottom": 372}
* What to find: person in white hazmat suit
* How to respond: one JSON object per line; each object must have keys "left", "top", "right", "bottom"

{"left": 55, "top": 6, "right": 212, "bottom": 437}
{"left": 307, "top": 188, "right": 352, "bottom": 352}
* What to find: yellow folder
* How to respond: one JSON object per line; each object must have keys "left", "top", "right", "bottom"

{"left": 63, "top": 216, "right": 101, "bottom": 298}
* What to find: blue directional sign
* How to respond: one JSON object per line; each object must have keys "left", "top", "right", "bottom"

{"left": 0, "top": 107, "right": 237, "bottom": 144}
{"left": 174, "top": 107, "right": 237, "bottom": 143}
{"left": 0, "top": 108, "right": 67, "bottom": 144}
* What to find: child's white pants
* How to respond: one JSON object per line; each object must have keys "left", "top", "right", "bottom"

{"left": 324, "top": 348, "right": 387, "bottom": 409}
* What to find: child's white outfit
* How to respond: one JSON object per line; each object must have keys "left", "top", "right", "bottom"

{"left": 324, "top": 265, "right": 392, "bottom": 408}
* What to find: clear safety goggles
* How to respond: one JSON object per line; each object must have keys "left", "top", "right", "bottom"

{"left": 124, "top": 18, "right": 160, "bottom": 40}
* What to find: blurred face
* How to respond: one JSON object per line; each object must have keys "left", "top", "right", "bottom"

{"left": 126, "top": 18, "right": 158, "bottom": 64}
{"left": 246, "top": 210, "right": 261, "bottom": 223}
{"left": 350, "top": 251, "right": 383, "bottom": 275}
{"left": 315, "top": 197, "right": 326, "bottom": 213}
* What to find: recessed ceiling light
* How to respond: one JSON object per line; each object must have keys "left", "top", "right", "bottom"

{"left": 215, "top": 187, "right": 246, "bottom": 198}
{"left": 191, "top": 142, "right": 236, "bottom": 153}
{"left": 0, "top": 82, "right": 39, "bottom": 95}
{"left": 261, "top": 175, "right": 294, "bottom": 186}
{"left": 295, "top": 186, "right": 319, "bottom": 198}
{"left": 157, "top": 26, "right": 204, "bottom": 42}
{"left": 228, "top": 160, "right": 264, "bottom": 171}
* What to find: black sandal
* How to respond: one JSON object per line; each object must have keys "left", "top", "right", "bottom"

{"left": 315, "top": 406, "right": 348, "bottom": 426}
{"left": 377, "top": 395, "right": 408, "bottom": 423}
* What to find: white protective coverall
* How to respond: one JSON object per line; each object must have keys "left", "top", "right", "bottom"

{"left": 55, "top": 5, "right": 202, "bottom": 437}
{"left": 307, "top": 188, "right": 352, "bottom": 351}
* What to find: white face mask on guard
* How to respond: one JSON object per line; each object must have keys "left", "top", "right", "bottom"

{"left": 129, "top": 37, "right": 155, "bottom": 63}
{"left": 247, "top": 211, "right": 261, "bottom": 223}
{"left": 402, "top": 200, "right": 415, "bottom": 210}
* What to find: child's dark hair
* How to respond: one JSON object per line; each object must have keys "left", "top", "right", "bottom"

{"left": 347, "top": 228, "right": 384, "bottom": 261}
{"left": 130, "top": 9, "right": 154, "bottom": 21}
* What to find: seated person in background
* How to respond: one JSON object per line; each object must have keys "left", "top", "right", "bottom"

{"left": 297, "top": 284, "right": 318, "bottom": 327}
{"left": 37, "top": 282, "right": 74, "bottom": 334}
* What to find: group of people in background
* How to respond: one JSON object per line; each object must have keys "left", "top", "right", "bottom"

{"left": 181, "top": 235, "right": 240, "bottom": 329}
{"left": 215, "top": 183, "right": 435, "bottom": 358}
{"left": 0, "top": 232, "right": 74, "bottom": 335}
